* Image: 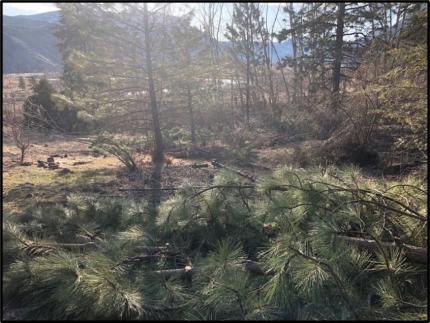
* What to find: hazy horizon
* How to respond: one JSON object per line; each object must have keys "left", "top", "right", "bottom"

{"left": 2, "top": 3, "right": 286, "bottom": 41}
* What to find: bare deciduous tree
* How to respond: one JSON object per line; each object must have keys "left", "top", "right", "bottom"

{"left": 4, "top": 100, "right": 31, "bottom": 165}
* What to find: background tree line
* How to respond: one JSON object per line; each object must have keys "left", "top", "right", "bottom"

{"left": 26, "top": 2, "right": 422, "bottom": 169}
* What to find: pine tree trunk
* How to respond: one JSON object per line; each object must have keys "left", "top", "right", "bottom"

{"left": 143, "top": 3, "right": 164, "bottom": 162}
{"left": 186, "top": 85, "right": 196, "bottom": 145}
{"left": 230, "top": 74, "right": 235, "bottom": 125}
{"left": 289, "top": 3, "right": 299, "bottom": 106}
{"left": 236, "top": 73, "right": 245, "bottom": 117}
{"left": 245, "top": 5, "right": 251, "bottom": 125}
{"left": 331, "top": 2, "right": 346, "bottom": 113}
{"left": 246, "top": 52, "right": 250, "bottom": 125}
{"left": 20, "top": 147, "right": 25, "bottom": 164}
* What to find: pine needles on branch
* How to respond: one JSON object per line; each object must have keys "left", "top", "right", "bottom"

{"left": 3, "top": 166, "right": 427, "bottom": 320}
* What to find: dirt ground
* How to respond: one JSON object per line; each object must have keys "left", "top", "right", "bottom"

{"left": 3, "top": 132, "right": 339, "bottom": 216}
{"left": 3, "top": 134, "right": 223, "bottom": 215}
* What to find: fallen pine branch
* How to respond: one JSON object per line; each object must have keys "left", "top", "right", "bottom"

{"left": 150, "top": 260, "right": 267, "bottom": 279}
{"left": 337, "top": 236, "right": 427, "bottom": 264}
{"left": 187, "top": 185, "right": 255, "bottom": 200}
{"left": 152, "top": 266, "right": 197, "bottom": 278}
{"left": 26, "top": 242, "right": 99, "bottom": 251}
{"left": 119, "top": 185, "right": 256, "bottom": 195}
{"left": 134, "top": 245, "right": 180, "bottom": 255}
{"left": 120, "top": 254, "right": 162, "bottom": 264}
{"left": 119, "top": 187, "right": 179, "bottom": 192}
{"left": 211, "top": 159, "right": 256, "bottom": 182}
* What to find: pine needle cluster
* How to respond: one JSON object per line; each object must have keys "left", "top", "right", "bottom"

{"left": 3, "top": 167, "right": 427, "bottom": 320}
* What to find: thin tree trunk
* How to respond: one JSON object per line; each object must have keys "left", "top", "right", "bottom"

{"left": 395, "top": 4, "right": 408, "bottom": 48}
{"left": 230, "top": 74, "right": 235, "bottom": 125}
{"left": 245, "top": 50, "right": 250, "bottom": 125}
{"left": 236, "top": 73, "right": 245, "bottom": 117}
{"left": 186, "top": 85, "right": 196, "bottom": 145}
{"left": 245, "top": 4, "right": 251, "bottom": 125}
{"left": 331, "top": 2, "right": 346, "bottom": 113}
{"left": 271, "top": 42, "right": 290, "bottom": 104}
{"left": 143, "top": 3, "right": 164, "bottom": 162}
{"left": 20, "top": 148, "right": 25, "bottom": 164}
{"left": 289, "top": 3, "right": 299, "bottom": 105}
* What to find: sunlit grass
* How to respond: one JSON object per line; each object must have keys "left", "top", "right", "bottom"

{"left": 3, "top": 164, "right": 117, "bottom": 215}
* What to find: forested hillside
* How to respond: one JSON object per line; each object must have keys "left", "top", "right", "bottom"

{"left": 2, "top": 12, "right": 62, "bottom": 73}
{"left": 2, "top": 3, "right": 427, "bottom": 321}
{"left": 2, "top": 10, "right": 292, "bottom": 74}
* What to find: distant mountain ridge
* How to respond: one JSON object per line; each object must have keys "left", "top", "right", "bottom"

{"left": 3, "top": 12, "right": 63, "bottom": 74}
{"left": 3, "top": 11, "right": 293, "bottom": 74}
{"left": 14, "top": 11, "right": 61, "bottom": 23}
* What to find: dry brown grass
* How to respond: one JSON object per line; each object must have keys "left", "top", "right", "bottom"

{"left": 256, "top": 140, "right": 322, "bottom": 168}
{"left": 2, "top": 134, "right": 217, "bottom": 214}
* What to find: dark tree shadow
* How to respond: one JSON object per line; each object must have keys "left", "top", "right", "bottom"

{"left": 148, "top": 162, "right": 163, "bottom": 217}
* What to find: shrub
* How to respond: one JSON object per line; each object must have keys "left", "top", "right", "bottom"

{"left": 23, "top": 79, "right": 88, "bottom": 133}
{"left": 90, "top": 134, "right": 140, "bottom": 172}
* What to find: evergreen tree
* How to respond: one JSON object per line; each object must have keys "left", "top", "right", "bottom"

{"left": 18, "top": 76, "right": 26, "bottom": 91}
{"left": 164, "top": 13, "right": 213, "bottom": 145}
{"left": 143, "top": 3, "right": 164, "bottom": 162}
{"left": 56, "top": 3, "right": 194, "bottom": 160}
{"left": 277, "top": 3, "right": 375, "bottom": 134}
{"left": 225, "top": 3, "right": 264, "bottom": 125}
{"left": 23, "top": 79, "right": 57, "bottom": 130}
{"left": 23, "top": 79, "right": 85, "bottom": 132}
{"left": 367, "top": 7, "right": 427, "bottom": 158}
{"left": 29, "top": 76, "right": 37, "bottom": 90}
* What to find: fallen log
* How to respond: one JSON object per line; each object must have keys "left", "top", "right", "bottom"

{"left": 191, "top": 163, "right": 209, "bottom": 168}
{"left": 337, "top": 236, "right": 427, "bottom": 264}
{"left": 211, "top": 159, "right": 256, "bottom": 182}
